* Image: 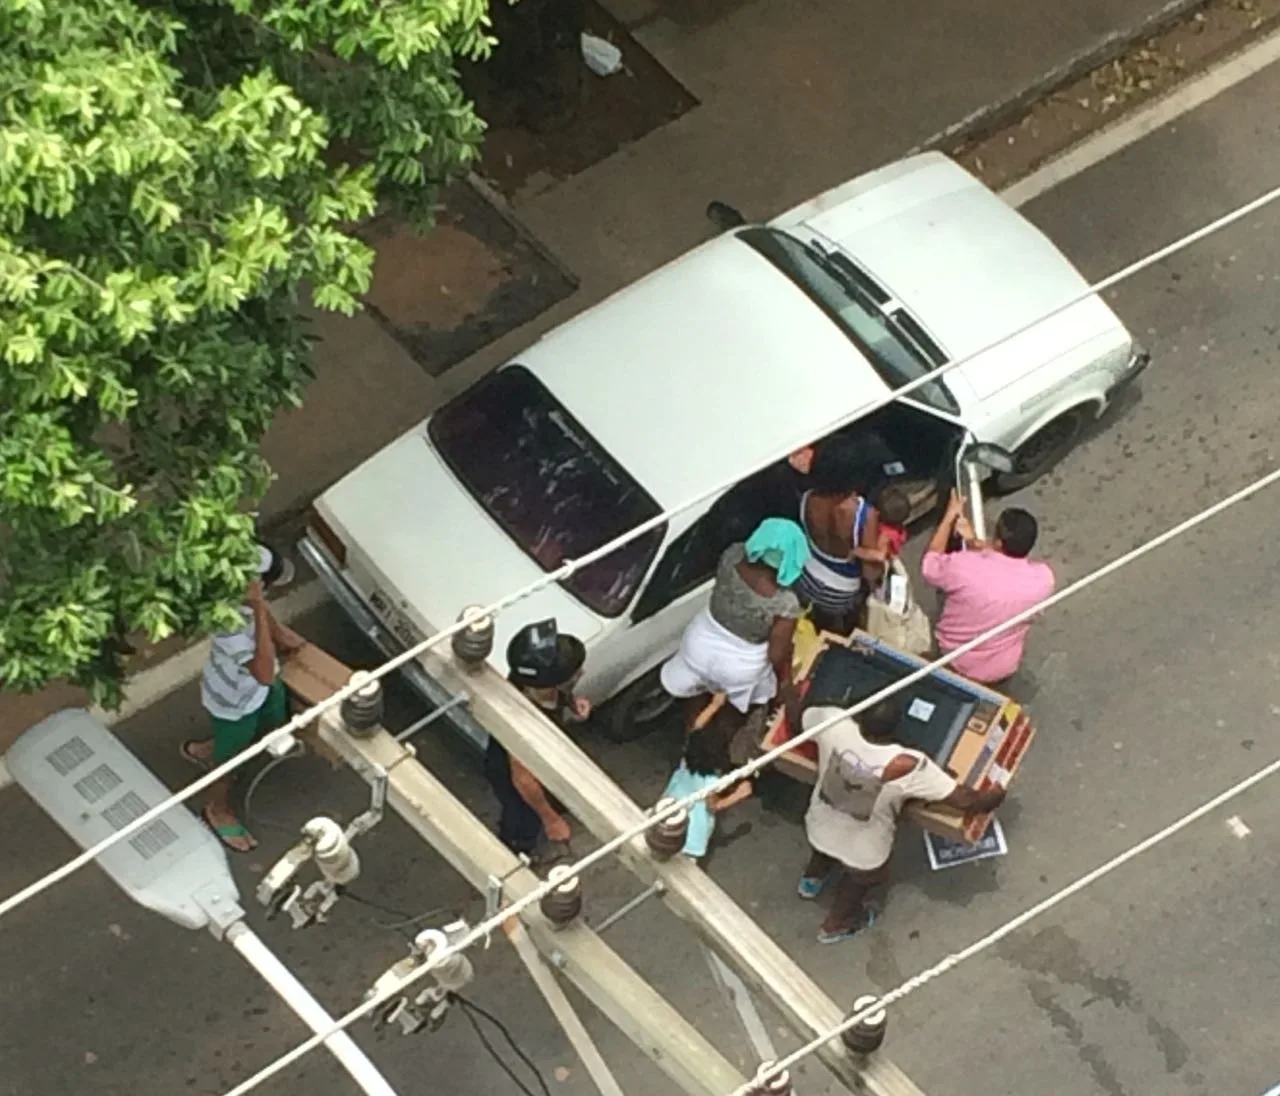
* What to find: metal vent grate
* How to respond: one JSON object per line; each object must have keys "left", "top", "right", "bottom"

{"left": 101, "top": 790, "right": 181, "bottom": 861}
{"left": 46, "top": 736, "right": 94, "bottom": 776}
{"left": 73, "top": 764, "right": 122, "bottom": 805}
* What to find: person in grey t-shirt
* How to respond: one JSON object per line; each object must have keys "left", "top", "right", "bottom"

{"left": 660, "top": 518, "right": 810, "bottom": 729}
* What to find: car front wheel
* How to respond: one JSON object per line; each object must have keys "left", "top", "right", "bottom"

{"left": 992, "top": 407, "right": 1089, "bottom": 494}
{"left": 603, "top": 667, "right": 676, "bottom": 743}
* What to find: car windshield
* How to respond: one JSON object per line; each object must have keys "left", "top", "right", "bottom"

{"left": 428, "top": 366, "right": 666, "bottom": 617}
{"left": 738, "top": 227, "right": 958, "bottom": 414}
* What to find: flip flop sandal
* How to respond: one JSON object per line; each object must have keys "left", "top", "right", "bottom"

{"left": 797, "top": 874, "right": 829, "bottom": 900}
{"left": 180, "top": 740, "right": 212, "bottom": 770}
{"left": 817, "top": 909, "right": 878, "bottom": 945}
{"left": 201, "top": 805, "right": 257, "bottom": 853}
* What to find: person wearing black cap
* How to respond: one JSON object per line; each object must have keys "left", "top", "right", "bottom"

{"left": 487, "top": 618, "right": 592, "bottom": 856}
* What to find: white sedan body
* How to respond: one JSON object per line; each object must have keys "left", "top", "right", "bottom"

{"left": 302, "top": 152, "right": 1144, "bottom": 720}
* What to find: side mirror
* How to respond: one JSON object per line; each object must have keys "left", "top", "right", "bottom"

{"left": 962, "top": 441, "right": 1016, "bottom": 475}
{"left": 706, "top": 200, "right": 747, "bottom": 232}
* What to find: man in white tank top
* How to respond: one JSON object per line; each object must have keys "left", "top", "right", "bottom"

{"left": 799, "top": 700, "right": 1006, "bottom": 944}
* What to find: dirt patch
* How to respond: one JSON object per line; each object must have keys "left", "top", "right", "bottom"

{"left": 951, "top": 0, "right": 1280, "bottom": 190}
{"left": 468, "top": 0, "right": 698, "bottom": 199}
{"left": 361, "top": 181, "right": 576, "bottom": 377}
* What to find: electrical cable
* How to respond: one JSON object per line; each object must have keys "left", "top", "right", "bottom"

{"left": 729, "top": 746, "right": 1280, "bottom": 1096}
{"left": 452, "top": 993, "right": 554, "bottom": 1096}
{"left": 3, "top": 175, "right": 1278, "bottom": 928}
{"left": 214, "top": 458, "right": 1280, "bottom": 1096}
{"left": 339, "top": 889, "right": 456, "bottom": 936}
{"left": 241, "top": 746, "right": 306, "bottom": 835}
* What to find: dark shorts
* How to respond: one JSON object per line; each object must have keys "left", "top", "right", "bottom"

{"left": 210, "top": 679, "right": 288, "bottom": 763}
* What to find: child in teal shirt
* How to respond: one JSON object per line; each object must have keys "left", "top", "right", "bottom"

{"left": 662, "top": 695, "right": 755, "bottom": 860}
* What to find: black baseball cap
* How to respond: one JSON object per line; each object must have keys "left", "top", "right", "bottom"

{"left": 506, "top": 619, "right": 586, "bottom": 689}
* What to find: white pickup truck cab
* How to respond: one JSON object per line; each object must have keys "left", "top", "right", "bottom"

{"left": 301, "top": 152, "right": 1147, "bottom": 742}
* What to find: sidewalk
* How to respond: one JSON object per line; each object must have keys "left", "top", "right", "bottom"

{"left": 1, "top": 0, "right": 1199, "bottom": 742}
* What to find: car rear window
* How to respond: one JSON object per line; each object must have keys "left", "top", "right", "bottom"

{"left": 428, "top": 366, "right": 666, "bottom": 618}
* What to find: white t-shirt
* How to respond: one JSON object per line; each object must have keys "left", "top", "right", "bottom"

{"left": 804, "top": 705, "right": 957, "bottom": 870}
{"left": 200, "top": 607, "right": 275, "bottom": 720}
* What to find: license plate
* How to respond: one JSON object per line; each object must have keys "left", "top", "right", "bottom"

{"left": 368, "top": 587, "right": 422, "bottom": 649}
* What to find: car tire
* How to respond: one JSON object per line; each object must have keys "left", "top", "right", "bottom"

{"left": 603, "top": 667, "right": 676, "bottom": 743}
{"left": 992, "top": 407, "right": 1089, "bottom": 495}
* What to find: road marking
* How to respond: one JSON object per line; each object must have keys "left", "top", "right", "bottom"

{"left": 1002, "top": 25, "right": 1280, "bottom": 207}
{"left": 703, "top": 945, "right": 780, "bottom": 1068}
{"left": 1226, "top": 815, "right": 1251, "bottom": 839}
{"left": 0, "top": 580, "right": 327, "bottom": 792}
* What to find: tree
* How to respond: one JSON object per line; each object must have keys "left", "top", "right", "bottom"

{"left": 0, "top": 0, "right": 492, "bottom": 704}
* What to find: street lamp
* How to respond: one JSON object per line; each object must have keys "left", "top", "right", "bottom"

{"left": 7, "top": 708, "right": 398, "bottom": 1096}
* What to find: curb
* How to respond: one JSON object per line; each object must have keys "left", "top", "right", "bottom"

{"left": 906, "top": 0, "right": 1212, "bottom": 155}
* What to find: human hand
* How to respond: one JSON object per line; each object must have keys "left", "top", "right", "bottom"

{"left": 544, "top": 815, "right": 572, "bottom": 844}
{"left": 571, "top": 696, "right": 593, "bottom": 721}
{"left": 945, "top": 489, "right": 965, "bottom": 517}
{"left": 246, "top": 578, "right": 265, "bottom": 606}
{"left": 955, "top": 514, "right": 976, "bottom": 543}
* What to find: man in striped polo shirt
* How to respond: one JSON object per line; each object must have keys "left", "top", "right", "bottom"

{"left": 181, "top": 545, "right": 302, "bottom": 852}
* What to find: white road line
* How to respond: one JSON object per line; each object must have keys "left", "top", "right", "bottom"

{"left": 0, "top": 580, "right": 327, "bottom": 792}
{"left": 1002, "top": 25, "right": 1280, "bottom": 207}
{"left": 1226, "top": 815, "right": 1252, "bottom": 838}
{"left": 702, "top": 945, "right": 780, "bottom": 1068}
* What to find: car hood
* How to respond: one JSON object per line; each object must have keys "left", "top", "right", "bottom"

{"left": 317, "top": 429, "right": 603, "bottom": 674}
{"left": 774, "top": 152, "right": 1127, "bottom": 401}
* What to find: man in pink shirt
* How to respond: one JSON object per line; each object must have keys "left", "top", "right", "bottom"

{"left": 920, "top": 492, "right": 1055, "bottom": 686}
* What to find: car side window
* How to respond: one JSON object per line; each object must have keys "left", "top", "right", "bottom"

{"left": 631, "top": 467, "right": 787, "bottom": 623}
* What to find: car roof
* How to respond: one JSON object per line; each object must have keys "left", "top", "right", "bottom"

{"left": 519, "top": 234, "right": 890, "bottom": 510}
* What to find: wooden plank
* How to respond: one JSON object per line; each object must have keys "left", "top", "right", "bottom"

{"left": 417, "top": 646, "right": 926, "bottom": 1096}
{"left": 313, "top": 712, "right": 747, "bottom": 1096}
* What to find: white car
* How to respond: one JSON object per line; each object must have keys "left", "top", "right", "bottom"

{"left": 301, "top": 152, "right": 1147, "bottom": 742}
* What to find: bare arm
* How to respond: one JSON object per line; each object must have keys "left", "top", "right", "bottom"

{"left": 710, "top": 781, "right": 753, "bottom": 813}
{"left": 267, "top": 611, "right": 306, "bottom": 655}
{"left": 927, "top": 490, "right": 965, "bottom": 556}
{"left": 767, "top": 616, "right": 797, "bottom": 686}
{"left": 509, "top": 757, "right": 568, "bottom": 833}
{"left": 941, "top": 784, "right": 1007, "bottom": 816}
{"left": 246, "top": 584, "right": 277, "bottom": 686}
{"left": 853, "top": 524, "right": 891, "bottom": 565}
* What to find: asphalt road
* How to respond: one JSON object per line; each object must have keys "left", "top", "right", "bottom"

{"left": 4, "top": 59, "right": 1280, "bottom": 1096}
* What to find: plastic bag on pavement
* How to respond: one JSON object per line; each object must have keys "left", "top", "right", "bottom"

{"left": 580, "top": 33, "right": 622, "bottom": 77}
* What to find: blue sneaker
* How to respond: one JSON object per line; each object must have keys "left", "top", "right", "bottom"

{"left": 797, "top": 874, "right": 828, "bottom": 900}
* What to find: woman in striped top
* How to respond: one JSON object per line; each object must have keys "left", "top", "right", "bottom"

{"left": 796, "top": 441, "right": 882, "bottom": 635}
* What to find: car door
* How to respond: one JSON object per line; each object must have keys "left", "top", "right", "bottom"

{"left": 594, "top": 469, "right": 788, "bottom": 699}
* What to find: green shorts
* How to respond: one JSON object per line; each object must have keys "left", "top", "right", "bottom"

{"left": 211, "top": 679, "right": 288, "bottom": 763}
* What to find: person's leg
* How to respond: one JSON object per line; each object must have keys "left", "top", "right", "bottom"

{"left": 202, "top": 708, "right": 264, "bottom": 852}
{"left": 798, "top": 848, "right": 837, "bottom": 899}
{"left": 819, "top": 862, "right": 889, "bottom": 941}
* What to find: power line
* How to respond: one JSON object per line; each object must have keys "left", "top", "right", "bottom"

{"left": 731, "top": 749, "right": 1280, "bottom": 1095}
{"left": 212, "top": 460, "right": 1280, "bottom": 1096}
{"left": 4, "top": 175, "right": 1278, "bottom": 928}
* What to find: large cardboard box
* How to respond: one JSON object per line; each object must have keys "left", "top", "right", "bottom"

{"left": 279, "top": 642, "right": 354, "bottom": 766}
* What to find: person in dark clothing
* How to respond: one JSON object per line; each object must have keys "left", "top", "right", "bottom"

{"left": 485, "top": 618, "right": 592, "bottom": 856}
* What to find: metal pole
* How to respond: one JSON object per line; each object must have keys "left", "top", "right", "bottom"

{"left": 224, "top": 922, "right": 399, "bottom": 1096}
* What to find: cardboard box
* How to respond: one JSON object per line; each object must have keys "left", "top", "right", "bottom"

{"left": 280, "top": 642, "right": 354, "bottom": 766}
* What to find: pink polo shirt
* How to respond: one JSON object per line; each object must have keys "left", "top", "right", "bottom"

{"left": 921, "top": 549, "right": 1055, "bottom": 683}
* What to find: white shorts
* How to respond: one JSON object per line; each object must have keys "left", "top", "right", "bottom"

{"left": 659, "top": 608, "right": 777, "bottom": 714}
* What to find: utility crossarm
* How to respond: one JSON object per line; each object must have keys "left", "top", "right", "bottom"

{"left": 422, "top": 648, "right": 927, "bottom": 1096}
{"left": 314, "top": 711, "right": 748, "bottom": 1096}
